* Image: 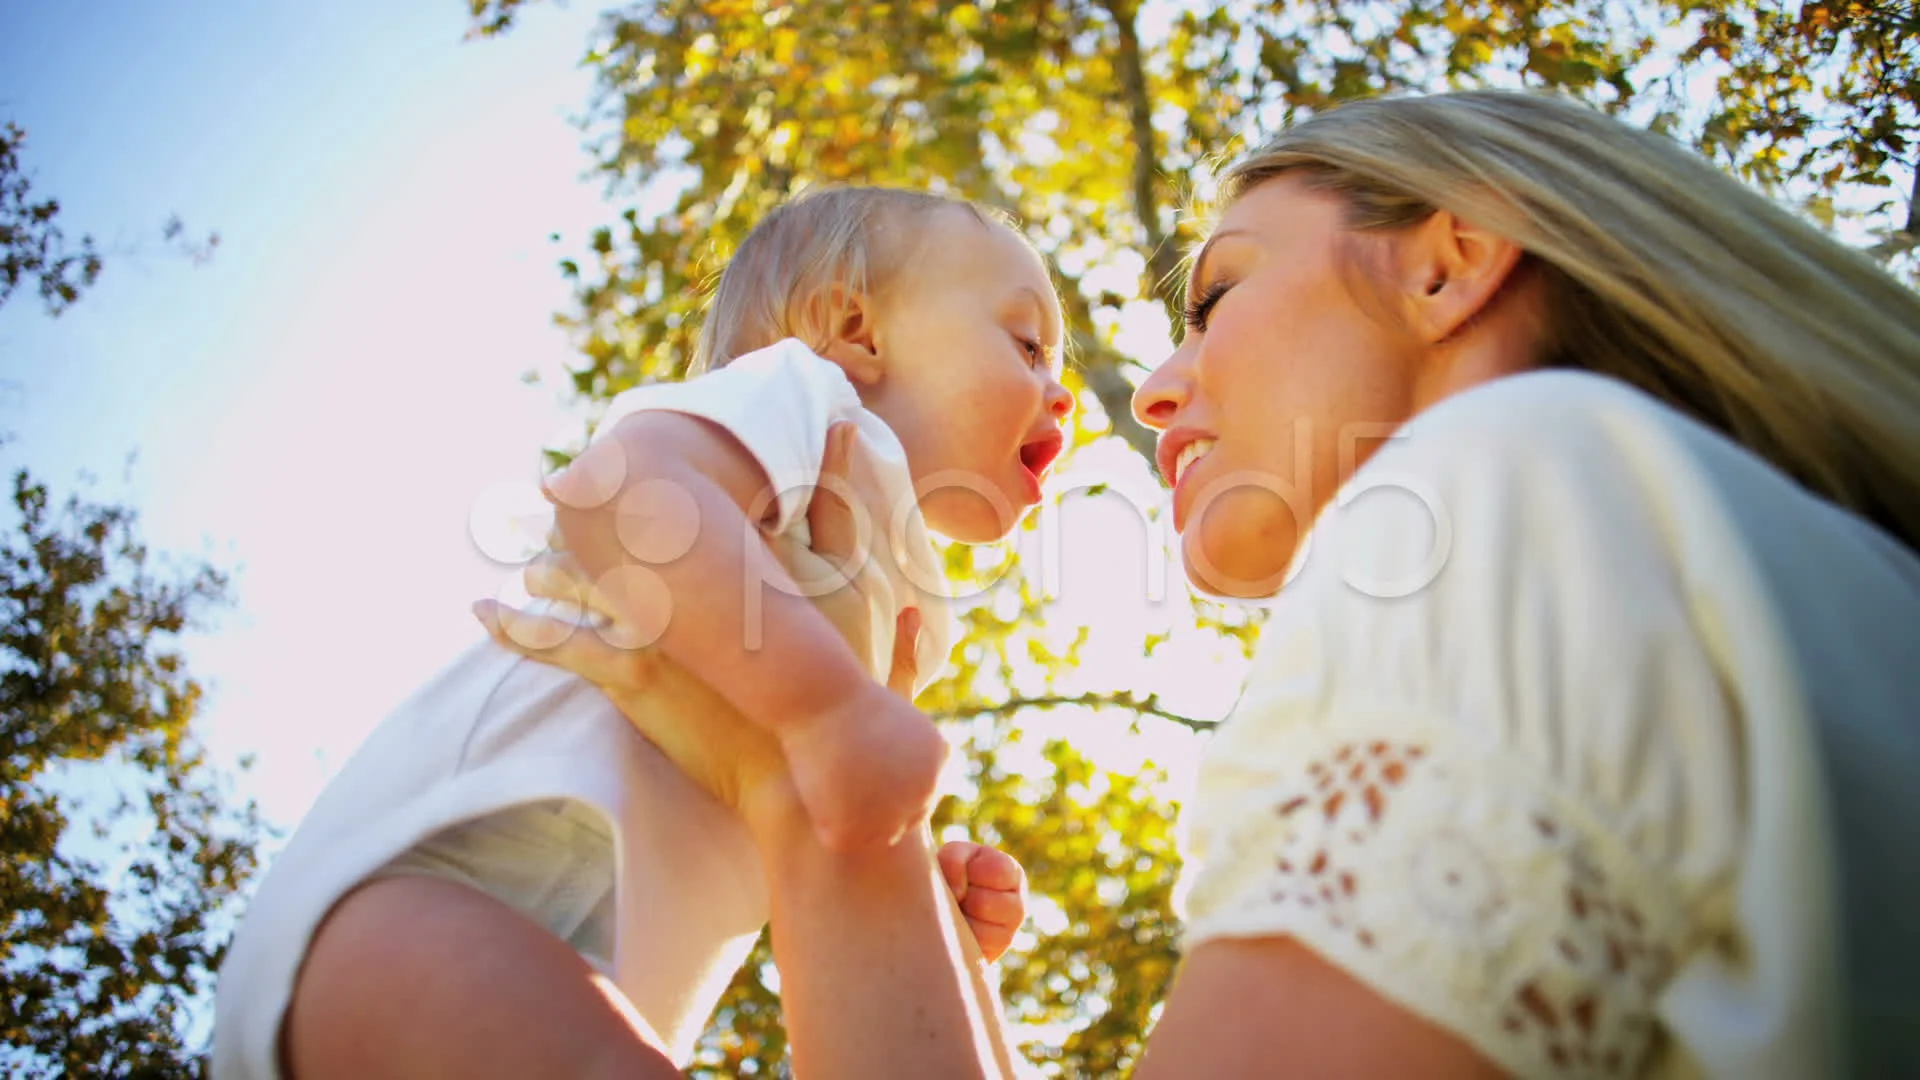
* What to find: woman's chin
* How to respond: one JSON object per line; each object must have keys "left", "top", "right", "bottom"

{"left": 1181, "top": 527, "right": 1291, "bottom": 600}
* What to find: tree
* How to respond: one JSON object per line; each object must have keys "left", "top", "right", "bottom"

{"left": 0, "top": 122, "right": 101, "bottom": 317}
{"left": 0, "top": 469, "right": 263, "bottom": 1076}
{"left": 471, "top": 1, "right": 1915, "bottom": 1072}
{"left": 1, "top": 127, "right": 258, "bottom": 1076}
{"left": 0, "top": 122, "right": 219, "bottom": 319}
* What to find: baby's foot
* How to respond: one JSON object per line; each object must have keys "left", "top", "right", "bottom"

{"left": 782, "top": 688, "right": 949, "bottom": 852}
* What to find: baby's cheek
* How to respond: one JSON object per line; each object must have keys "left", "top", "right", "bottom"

{"left": 919, "top": 485, "right": 1014, "bottom": 545}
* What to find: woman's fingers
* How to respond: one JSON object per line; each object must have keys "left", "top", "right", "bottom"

{"left": 521, "top": 550, "right": 616, "bottom": 618}
{"left": 540, "top": 437, "right": 627, "bottom": 510}
{"left": 806, "top": 422, "right": 863, "bottom": 570}
{"left": 887, "top": 607, "right": 922, "bottom": 697}
{"left": 473, "top": 598, "right": 629, "bottom": 688}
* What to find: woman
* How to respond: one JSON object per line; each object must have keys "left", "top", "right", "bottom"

{"left": 490, "top": 90, "right": 1920, "bottom": 1076}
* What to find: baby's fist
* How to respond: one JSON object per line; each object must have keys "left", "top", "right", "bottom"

{"left": 938, "top": 840, "right": 1028, "bottom": 963}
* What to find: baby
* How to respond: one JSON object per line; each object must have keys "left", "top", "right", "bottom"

{"left": 213, "top": 186, "right": 1069, "bottom": 1076}
{"left": 540, "top": 187, "right": 1072, "bottom": 850}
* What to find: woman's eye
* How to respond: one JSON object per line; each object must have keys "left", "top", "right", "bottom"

{"left": 1183, "top": 280, "right": 1231, "bottom": 334}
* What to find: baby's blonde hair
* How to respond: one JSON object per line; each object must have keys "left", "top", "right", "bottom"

{"left": 1219, "top": 91, "right": 1920, "bottom": 549}
{"left": 693, "top": 186, "right": 999, "bottom": 374}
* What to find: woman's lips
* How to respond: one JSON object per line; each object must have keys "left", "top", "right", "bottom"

{"left": 1156, "top": 430, "right": 1218, "bottom": 532}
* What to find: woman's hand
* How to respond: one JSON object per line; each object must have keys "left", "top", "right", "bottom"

{"left": 471, "top": 421, "right": 919, "bottom": 828}
{"left": 475, "top": 564, "right": 796, "bottom": 829}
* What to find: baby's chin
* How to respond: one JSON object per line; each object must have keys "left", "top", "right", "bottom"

{"left": 921, "top": 486, "right": 1027, "bottom": 544}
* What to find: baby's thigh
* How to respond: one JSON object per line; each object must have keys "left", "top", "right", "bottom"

{"left": 281, "top": 875, "right": 675, "bottom": 1080}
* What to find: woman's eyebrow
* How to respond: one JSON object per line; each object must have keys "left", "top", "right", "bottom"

{"left": 1188, "top": 229, "right": 1251, "bottom": 299}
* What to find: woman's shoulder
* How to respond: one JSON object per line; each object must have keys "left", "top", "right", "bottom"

{"left": 1280, "top": 372, "right": 1708, "bottom": 615}
{"left": 1413, "top": 367, "right": 1672, "bottom": 430}
{"left": 1372, "top": 369, "right": 1755, "bottom": 515}
{"left": 1212, "top": 373, "right": 1772, "bottom": 911}
{"left": 1304, "top": 369, "right": 1911, "bottom": 607}
{"left": 1404, "top": 367, "right": 1705, "bottom": 443}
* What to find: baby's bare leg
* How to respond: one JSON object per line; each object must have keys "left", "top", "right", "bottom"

{"left": 283, "top": 876, "right": 678, "bottom": 1080}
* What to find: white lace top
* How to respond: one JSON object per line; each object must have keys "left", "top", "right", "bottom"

{"left": 1177, "top": 372, "right": 1920, "bottom": 1078}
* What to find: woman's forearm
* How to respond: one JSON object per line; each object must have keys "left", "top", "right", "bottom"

{"left": 750, "top": 804, "right": 1019, "bottom": 1079}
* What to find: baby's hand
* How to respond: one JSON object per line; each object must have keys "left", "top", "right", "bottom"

{"left": 937, "top": 840, "right": 1028, "bottom": 964}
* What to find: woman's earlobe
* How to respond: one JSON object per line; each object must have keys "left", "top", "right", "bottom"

{"left": 1406, "top": 210, "right": 1525, "bottom": 344}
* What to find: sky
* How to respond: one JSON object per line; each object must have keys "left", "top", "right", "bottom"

{"left": 0, "top": 1, "right": 1221, "bottom": 854}
{"left": 1, "top": 0, "right": 619, "bottom": 830}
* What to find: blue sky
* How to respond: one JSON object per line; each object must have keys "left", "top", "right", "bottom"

{"left": 1, "top": 1, "right": 618, "bottom": 830}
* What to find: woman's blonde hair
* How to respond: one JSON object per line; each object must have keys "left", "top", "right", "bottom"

{"left": 1219, "top": 90, "right": 1920, "bottom": 549}
{"left": 694, "top": 186, "right": 997, "bottom": 373}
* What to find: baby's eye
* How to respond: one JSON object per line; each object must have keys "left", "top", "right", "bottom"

{"left": 1017, "top": 337, "right": 1044, "bottom": 368}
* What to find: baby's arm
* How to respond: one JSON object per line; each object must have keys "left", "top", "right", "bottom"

{"left": 548, "top": 413, "right": 945, "bottom": 849}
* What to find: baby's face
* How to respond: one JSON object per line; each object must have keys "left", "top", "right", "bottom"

{"left": 863, "top": 212, "right": 1074, "bottom": 543}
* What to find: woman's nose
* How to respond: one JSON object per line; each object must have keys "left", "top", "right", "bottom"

{"left": 1131, "top": 349, "right": 1191, "bottom": 431}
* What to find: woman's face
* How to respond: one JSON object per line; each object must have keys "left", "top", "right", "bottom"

{"left": 1131, "top": 175, "right": 1532, "bottom": 598}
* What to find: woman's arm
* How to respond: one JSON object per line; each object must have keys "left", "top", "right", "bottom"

{"left": 745, "top": 759, "right": 1493, "bottom": 1080}
{"left": 486, "top": 498, "right": 1506, "bottom": 1079}
{"left": 482, "top": 437, "right": 1024, "bottom": 1076}
{"left": 749, "top": 788, "right": 1493, "bottom": 1079}
{"left": 488, "top": 464, "right": 1496, "bottom": 1078}
{"left": 745, "top": 789, "right": 1022, "bottom": 1080}
{"left": 479, "top": 595, "right": 1022, "bottom": 1078}
{"left": 485, "top": 589, "right": 1494, "bottom": 1078}
{"left": 1138, "top": 940, "right": 1503, "bottom": 1078}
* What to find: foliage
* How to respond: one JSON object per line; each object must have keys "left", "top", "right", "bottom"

{"left": 0, "top": 121, "right": 220, "bottom": 322}
{"left": 0, "top": 122, "right": 102, "bottom": 317}
{"left": 2, "top": 121, "right": 252, "bottom": 1074}
{"left": 0, "top": 465, "right": 263, "bottom": 1075}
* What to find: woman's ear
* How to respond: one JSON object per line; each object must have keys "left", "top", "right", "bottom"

{"left": 1400, "top": 209, "right": 1525, "bottom": 344}
{"left": 808, "top": 284, "right": 885, "bottom": 386}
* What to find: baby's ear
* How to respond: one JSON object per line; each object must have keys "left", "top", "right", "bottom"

{"left": 807, "top": 284, "right": 885, "bottom": 386}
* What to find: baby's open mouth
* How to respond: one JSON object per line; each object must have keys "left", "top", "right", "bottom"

{"left": 1020, "top": 431, "right": 1065, "bottom": 477}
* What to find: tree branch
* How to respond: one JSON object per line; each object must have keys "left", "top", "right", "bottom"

{"left": 1098, "top": 0, "right": 1184, "bottom": 317}
{"left": 1058, "top": 268, "right": 1159, "bottom": 463}
{"left": 935, "top": 690, "right": 1217, "bottom": 733}
{"left": 1079, "top": 348, "right": 1159, "bottom": 464}
{"left": 1906, "top": 157, "right": 1918, "bottom": 238}
{"left": 1867, "top": 159, "right": 1920, "bottom": 259}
